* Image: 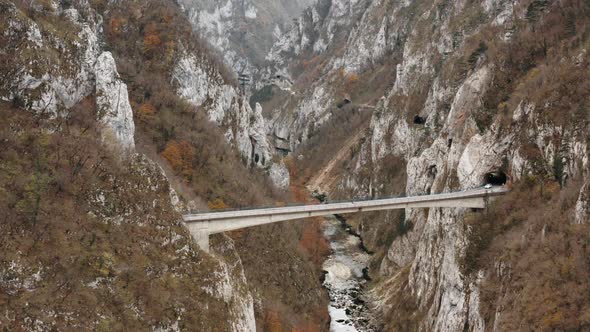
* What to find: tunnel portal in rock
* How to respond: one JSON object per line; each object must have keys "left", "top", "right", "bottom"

{"left": 484, "top": 171, "right": 507, "bottom": 185}
{"left": 413, "top": 115, "right": 427, "bottom": 124}
{"left": 337, "top": 98, "right": 352, "bottom": 109}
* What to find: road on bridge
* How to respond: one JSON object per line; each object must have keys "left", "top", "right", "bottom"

{"left": 183, "top": 187, "right": 509, "bottom": 252}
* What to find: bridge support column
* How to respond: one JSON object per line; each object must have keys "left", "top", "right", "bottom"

{"left": 185, "top": 221, "right": 211, "bottom": 253}
{"left": 193, "top": 231, "right": 210, "bottom": 253}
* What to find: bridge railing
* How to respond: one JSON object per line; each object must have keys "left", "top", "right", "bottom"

{"left": 186, "top": 185, "right": 505, "bottom": 215}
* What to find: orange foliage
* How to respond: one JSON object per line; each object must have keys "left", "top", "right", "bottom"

{"left": 299, "top": 218, "right": 331, "bottom": 266}
{"left": 346, "top": 73, "right": 359, "bottom": 84}
{"left": 291, "top": 321, "right": 323, "bottom": 332}
{"left": 286, "top": 159, "right": 331, "bottom": 266}
{"left": 302, "top": 56, "right": 321, "bottom": 71}
{"left": 161, "top": 140, "right": 193, "bottom": 178}
{"left": 161, "top": 8, "right": 174, "bottom": 23}
{"left": 345, "top": 73, "right": 359, "bottom": 92}
{"left": 143, "top": 33, "right": 162, "bottom": 51}
{"left": 207, "top": 198, "right": 229, "bottom": 210}
{"left": 143, "top": 25, "right": 162, "bottom": 53}
{"left": 137, "top": 102, "right": 156, "bottom": 117}
{"left": 227, "top": 229, "right": 246, "bottom": 240}
{"left": 108, "top": 17, "right": 127, "bottom": 37}
{"left": 263, "top": 310, "right": 283, "bottom": 332}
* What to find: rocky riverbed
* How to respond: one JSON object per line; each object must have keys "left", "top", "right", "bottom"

{"left": 322, "top": 216, "right": 377, "bottom": 332}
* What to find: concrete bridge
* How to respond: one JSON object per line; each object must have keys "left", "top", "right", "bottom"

{"left": 183, "top": 187, "right": 508, "bottom": 252}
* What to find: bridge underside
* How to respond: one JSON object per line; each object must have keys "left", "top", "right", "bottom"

{"left": 184, "top": 194, "right": 491, "bottom": 253}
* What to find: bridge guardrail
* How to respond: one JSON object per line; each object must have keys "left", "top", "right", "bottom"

{"left": 186, "top": 186, "right": 508, "bottom": 216}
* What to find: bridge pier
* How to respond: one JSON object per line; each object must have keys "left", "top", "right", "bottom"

{"left": 186, "top": 221, "right": 211, "bottom": 253}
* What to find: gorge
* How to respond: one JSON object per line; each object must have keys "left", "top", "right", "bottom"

{"left": 1, "top": 0, "right": 590, "bottom": 331}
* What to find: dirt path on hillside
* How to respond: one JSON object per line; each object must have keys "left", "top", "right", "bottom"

{"left": 307, "top": 130, "right": 365, "bottom": 193}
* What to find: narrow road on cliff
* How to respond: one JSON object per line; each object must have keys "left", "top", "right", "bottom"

{"left": 307, "top": 130, "right": 365, "bottom": 193}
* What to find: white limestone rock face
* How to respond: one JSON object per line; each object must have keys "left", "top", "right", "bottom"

{"left": 0, "top": 3, "right": 101, "bottom": 114}
{"left": 508, "top": 101, "right": 588, "bottom": 183}
{"left": 266, "top": 0, "right": 369, "bottom": 72}
{"left": 244, "top": 103, "right": 273, "bottom": 168}
{"left": 173, "top": 55, "right": 214, "bottom": 108}
{"left": 87, "top": 154, "right": 257, "bottom": 331}
{"left": 269, "top": 162, "right": 291, "bottom": 190}
{"left": 265, "top": 84, "right": 334, "bottom": 152}
{"left": 172, "top": 53, "right": 236, "bottom": 125}
{"left": 444, "top": 66, "right": 491, "bottom": 137}
{"left": 210, "top": 236, "right": 257, "bottom": 332}
{"left": 95, "top": 52, "right": 136, "bottom": 152}
{"left": 0, "top": 3, "right": 270, "bottom": 330}
{"left": 177, "top": 0, "right": 314, "bottom": 77}
{"left": 172, "top": 53, "right": 287, "bottom": 186}
{"left": 328, "top": 27, "right": 504, "bottom": 332}
{"left": 457, "top": 129, "right": 513, "bottom": 188}
{"left": 260, "top": 0, "right": 431, "bottom": 154}
{"left": 575, "top": 181, "right": 590, "bottom": 224}
{"left": 260, "top": 0, "right": 367, "bottom": 139}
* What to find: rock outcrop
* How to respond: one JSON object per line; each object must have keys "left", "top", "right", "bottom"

{"left": 177, "top": 0, "right": 314, "bottom": 75}
{"left": 575, "top": 180, "right": 590, "bottom": 224}
{"left": 172, "top": 51, "right": 289, "bottom": 188}
{"left": 95, "top": 52, "right": 136, "bottom": 151}
{"left": 0, "top": 3, "right": 100, "bottom": 114}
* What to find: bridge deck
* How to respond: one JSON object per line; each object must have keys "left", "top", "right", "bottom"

{"left": 182, "top": 187, "right": 508, "bottom": 252}
{"left": 183, "top": 187, "right": 508, "bottom": 222}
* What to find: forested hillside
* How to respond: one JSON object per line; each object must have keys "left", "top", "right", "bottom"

{"left": 0, "top": 0, "right": 327, "bottom": 330}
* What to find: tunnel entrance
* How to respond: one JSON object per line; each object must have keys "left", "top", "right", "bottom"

{"left": 484, "top": 171, "right": 507, "bottom": 185}
{"left": 413, "top": 115, "right": 427, "bottom": 125}
{"left": 337, "top": 98, "right": 352, "bottom": 109}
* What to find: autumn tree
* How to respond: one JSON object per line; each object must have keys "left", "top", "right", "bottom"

{"left": 143, "top": 24, "right": 162, "bottom": 54}
{"left": 263, "top": 310, "right": 282, "bottom": 332}
{"left": 161, "top": 140, "right": 193, "bottom": 179}
{"left": 107, "top": 17, "right": 127, "bottom": 38}
{"left": 299, "top": 218, "right": 331, "bottom": 266}
{"left": 207, "top": 198, "right": 229, "bottom": 210}
{"left": 136, "top": 102, "right": 156, "bottom": 121}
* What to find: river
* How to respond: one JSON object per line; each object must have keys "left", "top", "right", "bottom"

{"left": 321, "top": 215, "right": 377, "bottom": 332}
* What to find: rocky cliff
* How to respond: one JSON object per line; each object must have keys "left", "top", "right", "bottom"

{"left": 261, "top": 0, "right": 590, "bottom": 330}
{"left": 0, "top": 1, "right": 263, "bottom": 329}
{"left": 177, "top": 0, "right": 314, "bottom": 75}
{"left": 171, "top": 49, "right": 290, "bottom": 188}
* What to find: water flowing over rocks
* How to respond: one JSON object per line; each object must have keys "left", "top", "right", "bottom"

{"left": 322, "top": 216, "right": 376, "bottom": 332}
{"left": 3, "top": 0, "right": 589, "bottom": 329}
